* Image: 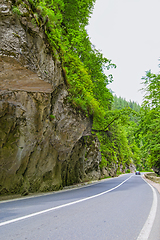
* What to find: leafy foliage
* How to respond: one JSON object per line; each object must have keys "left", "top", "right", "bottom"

{"left": 11, "top": 0, "right": 116, "bottom": 118}
{"left": 98, "top": 122, "right": 133, "bottom": 173}
{"left": 141, "top": 70, "right": 160, "bottom": 108}
{"left": 109, "top": 96, "right": 143, "bottom": 170}
{"left": 11, "top": 0, "right": 142, "bottom": 175}
{"left": 97, "top": 96, "right": 142, "bottom": 173}
{"left": 112, "top": 95, "right": 141, "bottom": 122}
{"left": 136, "top": 71, "right": 160, "bottom": 173}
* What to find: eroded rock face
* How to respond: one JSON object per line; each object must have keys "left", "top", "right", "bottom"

{"left": 0, "top": 56, "right": 94, "bottom": 194}
{"left": 0, "top": 0, "right": 63, "bottom": 89}
{"left": 153, "top": 166, "right": 160, "bottom": 176}
{"left": 101, "top": 162, "right": 136, "bottom": 178}
{"left": 0, "top": 1, "right": 101, "bottom": 195}
{"left": 61, "top": 136, "right": 101, "bottom": 186}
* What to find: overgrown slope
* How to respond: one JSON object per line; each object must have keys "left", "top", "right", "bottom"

{"left": 10, "top": 0, "right": 139, "bottom": 176}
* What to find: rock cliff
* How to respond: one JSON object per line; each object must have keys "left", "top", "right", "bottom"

{"left": 0, "top": 0, "right": 101, "bottom": 195}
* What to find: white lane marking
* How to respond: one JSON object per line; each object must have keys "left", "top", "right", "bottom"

{"left": 137, "top": 177, "right": 158, "bottom": 240}
{"left": 0, "top": 175, "right": 125, "bottom": 204}
{"left": 0, "top": 175, "right": 132, "bottom": 227}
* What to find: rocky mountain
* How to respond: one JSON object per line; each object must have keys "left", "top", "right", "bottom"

{"left": 0, "top": 0, "right": 101, "bottom": 195}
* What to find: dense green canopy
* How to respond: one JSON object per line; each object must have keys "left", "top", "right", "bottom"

{"left": 11, "top": 0, "right": 159, "bottom": 175}
{"left": 137, "top": 71, "right": 160, "bottom": 173}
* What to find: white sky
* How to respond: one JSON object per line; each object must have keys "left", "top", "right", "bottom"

{"left": 87, "top": 0, "right": 160, "bottom": 104}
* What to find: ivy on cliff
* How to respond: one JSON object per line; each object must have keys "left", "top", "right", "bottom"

{"left": 11, "top": 0, "right": 138, "bottom": 175}
{"left": 11, "top": 0, "right": 116, "bottom": 118}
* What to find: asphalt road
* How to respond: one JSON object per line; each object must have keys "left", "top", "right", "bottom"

{"left": 0, "top": 173, "right": 160, "bottom": 240}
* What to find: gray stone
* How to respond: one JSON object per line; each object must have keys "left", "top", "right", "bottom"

{"left": 0, "top": 1, "right": 101, "bottom": 195}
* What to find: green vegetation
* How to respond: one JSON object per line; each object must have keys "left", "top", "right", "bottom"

{"left": 11, "top": 0, "right": 159, "bottom": 175}
{"left": 112, "top": 71, "right": 160, "bottom": 174}
{"left": 136, "top": 70, "right": 160, "bottom": 174}
{"left": 11, "top": 0, "right": 115, "bottom": 118}
{"left": 97, "top": 97, "right": 141, "bottom": 174}
{"left": 49, "top": 114, "right": 55, "bottom": 120}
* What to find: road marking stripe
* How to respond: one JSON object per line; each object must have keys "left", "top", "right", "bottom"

{"left": 0, "top": 174, "right": 127, "bottom": 204}
{"left": 0, "top": 175, "right": 132, "bottom": 227}
{"left": 137, "top": 177, "right": 158, "bottom": 240}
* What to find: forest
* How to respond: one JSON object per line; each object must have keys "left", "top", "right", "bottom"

{"left": 11, "top": 0, "right": 160, "bottom": 176}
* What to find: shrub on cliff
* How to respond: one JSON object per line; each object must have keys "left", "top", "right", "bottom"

{"left": 11, "top": 0, "right": 115, "bottom": 118}
{"left": 11, "top": 0, "right": 136, "bottom": 174}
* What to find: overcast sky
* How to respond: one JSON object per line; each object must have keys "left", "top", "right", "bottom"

{"left": 87, "top": 0, "right": 160, "bottom": 105}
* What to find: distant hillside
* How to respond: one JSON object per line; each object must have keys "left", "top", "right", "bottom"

{"left": 112, "top": 95, "right": 141, "bottom": 122}
{"left": 112, "top": 95, "right": 141, "bottom": 111}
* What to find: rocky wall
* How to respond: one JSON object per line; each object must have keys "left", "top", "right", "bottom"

{"left": 0, "top": 0, "right": 101, "bottom": 195}
{"left": 61, "top": 135, "right": 101, "bottom": 187}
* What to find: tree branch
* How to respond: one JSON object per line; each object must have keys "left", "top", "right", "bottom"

{"left": 91, "top": 116, "right": 119, "bottom": 133}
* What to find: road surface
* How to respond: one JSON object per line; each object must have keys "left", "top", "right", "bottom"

{"left": 0, "top": 173, "right": 160, "bottom": 240}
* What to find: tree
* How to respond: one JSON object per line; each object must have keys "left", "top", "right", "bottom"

{"left": 138, "top": 70, "right": 160, "bottom": 174}
{"left": 141, "top": 70, "right": 160, "bottom": 108}
{"left": 11, "top": 0, "right": 139, "bottom": 176}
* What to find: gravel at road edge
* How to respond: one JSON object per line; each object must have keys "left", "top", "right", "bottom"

{"left": 143, "top": 175, "right": 160, "bottom": 194}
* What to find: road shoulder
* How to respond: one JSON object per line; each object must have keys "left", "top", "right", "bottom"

{"left": 143, "top": 174, "right": 160, "bottom": 194}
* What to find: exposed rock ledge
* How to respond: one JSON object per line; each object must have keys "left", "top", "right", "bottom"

{"left": 0, "top": 56, "right": 53, "bottom": 93}
{"left": 0, "top": 0, "right": 101, "bottom": 195}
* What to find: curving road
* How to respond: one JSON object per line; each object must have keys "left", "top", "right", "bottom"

{"left": 0, "top": 173, "right": 160, "bottom": 240}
